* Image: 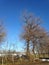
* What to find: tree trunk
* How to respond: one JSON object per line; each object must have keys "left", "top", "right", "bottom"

{"left": 2, "top": 57, "right": 3, "bottom": 65}
{"left": 26, "top": 40, "right": 30, "bottom": 55}
{"left": 12, "top": 55, "right": 14, "bottom": 64}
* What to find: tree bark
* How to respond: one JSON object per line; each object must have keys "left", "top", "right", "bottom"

{"left": 26, "top": 40, "right": 30, "bottom": 57}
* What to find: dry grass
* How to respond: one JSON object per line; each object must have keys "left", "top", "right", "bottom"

{"left": 0, "top": 61, "right": 49, "bottom": 65}
{"left": 9, "top": 62, "right": 49, "bottom": 65}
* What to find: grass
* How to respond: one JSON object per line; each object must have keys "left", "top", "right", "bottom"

{"left": 0, "top": 62, "right": 49, "bottom": 65}
{"left": 0, "top": 54, "right": 49, "bottom": 65}
{"left": 0, "top": 60, "right": 49, "bottom": 65}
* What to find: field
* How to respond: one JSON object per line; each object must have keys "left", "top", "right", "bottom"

{"left": 0, "top": 54, "right": 49, "bottom": 65}
{"left": 0, "top": 62, "right": 49, "bottom": 65}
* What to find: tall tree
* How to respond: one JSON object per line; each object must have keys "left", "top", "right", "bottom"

{"left": 21, "top": 12, "right": 49, "bottom": 59}
{"left": 21, "top": 12, "right": 41, "bottom": 56}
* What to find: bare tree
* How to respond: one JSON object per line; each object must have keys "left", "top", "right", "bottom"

{"left": 20, "top": 12, "right": 41, "bottom": 57}
{"left": 0, "top": 21, "right": 6, "bottom": 44}
{"left": 20, "top": 12, "right": 49, "bottom": 60}
{"left": 0, "top": 21, "right": 6, "bottom": 65}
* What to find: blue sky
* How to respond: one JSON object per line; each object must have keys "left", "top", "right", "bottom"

{"left": 0, "top": 0, "right": 49, "bottom": 51}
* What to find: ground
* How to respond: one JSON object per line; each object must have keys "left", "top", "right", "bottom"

{"left": 0, "top": 61, "right": 49, "bottom": 65}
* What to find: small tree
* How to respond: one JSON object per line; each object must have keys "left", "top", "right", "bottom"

{"left": 0, "top": 21, "right": 6, "bottom": 44}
